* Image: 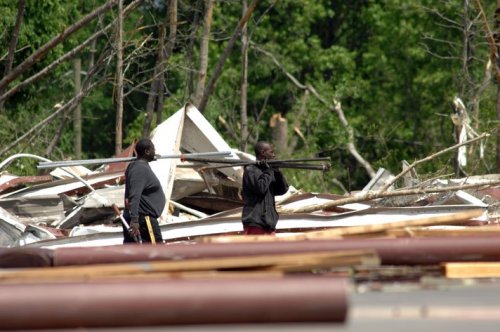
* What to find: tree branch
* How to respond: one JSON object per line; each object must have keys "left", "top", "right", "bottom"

{"left": 0, "top": 0, "right": 144, "bottom": 104}
{"left": 253, "top": 44, "right": 376, "bottom": 178}
{"left": 281, "top": 180, "right": 500, "bottom": 214}
{"left": 0, "top": 0, "right": 119, "bottom": 93}
{"left": 380, "top": 132, "right": 489, "bottom": 192}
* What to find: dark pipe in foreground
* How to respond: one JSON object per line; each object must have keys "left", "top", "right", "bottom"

{"left": 4, "top": 235, "right": 500, "bottom": 269}
{"left": 0, "top": 276, "right": 348, "bottom": 329}
{"left": 0, "top": 247, "right": 53, "bottom": 268}
{"left": 51, "top": 235, "right": 500, "bottom": 266}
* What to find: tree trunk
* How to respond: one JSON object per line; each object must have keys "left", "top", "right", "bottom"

{"left": 0, "top": 0, "right": 118, "bottom": 93}
{"left": 45, "top": 111, "right": 71, "bottom": 158}
{"left": 186, "top": 0, "right": 202, "bottom": 97}
{"left": 115, "top": 0, "right": 124, "bottom": 154}
{"left": 270, "top": 113, "right": 288, "bottom": 157}
{"left": 143, "top": 0, "right": 178, "bottom": 136}
{"left": 240, "top": 0, "right": 249, "bottom": 152}
{"left": 0, "top": 0, "right": 26, "bottom": 112}
{"left": 193, "top": 0, "right": 215, "bottom": 108}
{"left": 142, "top": 23, "right": 165, "bottom": 137}
{"left": 497, "top": 86, "right": 500, "bottom": 173}
{"left": 157, "top": 0, "right": 178, "bottom": 125}
{"left": 496, "top": 0, "right": 500, "bottom": 173}
{"left": 198, "top": 0, "right": 259, "bottom": 113}
{"left": 288, "top": 90, "right": 309, "bottom": 153}
{"left": 73, "top": 58, "right": 82, "bottom": 159}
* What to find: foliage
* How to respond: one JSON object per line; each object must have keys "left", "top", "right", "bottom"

{"left": 0, "top": 0, "right": 497, "bottom": 192}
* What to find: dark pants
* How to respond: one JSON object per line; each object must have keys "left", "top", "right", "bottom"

{"left": 243, "top": 225, "right": 276, "bottom": 235}
{"left": 122, "top": 214, "right": 163, "bottom": 244}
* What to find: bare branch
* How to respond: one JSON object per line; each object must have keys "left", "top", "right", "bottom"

{"left": 0, "top": 0, "right": 25, "bottom": 111}
{"left": 283, "top": 180, "right": 500, "bottom": 214}
{"left": 252, "top": 44, "right": 376, "bottom": 178}
{"left": 1, "top": 0, "right": 26, "bottom": 81}
{"left": 0, "top": 0, "right": 119, "bottom": 93}
{"left": 380, "top": 133, "right": 490, "bottom": 192}
{"left": 0, "top": 0, "right": 144, "bottom": 104}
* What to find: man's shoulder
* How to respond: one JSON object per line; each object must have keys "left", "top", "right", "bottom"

{"left": 127, "top": 160, "right": 150, "bottom": 172}
{"left": 244, "top": 164, "right": 259, "bottom": 173}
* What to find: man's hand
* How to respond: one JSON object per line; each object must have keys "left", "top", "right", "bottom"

{"left": 256, "top": 160, "right": 270, "bottom": 169}
{"left": 129, "top": 220, "right": 140, "bottom": 238}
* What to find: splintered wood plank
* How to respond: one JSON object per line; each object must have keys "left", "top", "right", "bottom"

{"left": 303, "top": 209, "right": 485, "bottom": 240}
{"left": 0, "top": 270, "right": 285, "bottom": 284}
{"left": 0, "top": 250, "right": 379, "bottom": 281}
{"left": 444, "top": 262, "right": 500, "bottom": 278}
{"left": 199, "top": 233, "right": 308, "bottom": 244}
{"left": 201, "top": 209, "right": 485, "bottom": 243}
{"left": 387, "top": 225, "right": 500, "bottom": 238}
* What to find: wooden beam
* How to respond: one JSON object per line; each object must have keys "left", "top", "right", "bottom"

{"left": 444, "top": 262, "right": 500, "bottom": 278}
{"left": 298, "top": 209, "right": 484, "bottom": 240}
{"left": 387, "top": 225, "right": 500, "bottom": 238}
{"left": 202, "top": 209, "right": 485, "bottom": 243}
{"left": 0, "top": 250, "right": 379, "bottom": 281}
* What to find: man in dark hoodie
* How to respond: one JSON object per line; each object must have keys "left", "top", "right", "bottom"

{"left": 123, "top": 138, "right": 165, "bottom": 244}
{"left": 241, "top": 141, "right": 289, "bottom": 235}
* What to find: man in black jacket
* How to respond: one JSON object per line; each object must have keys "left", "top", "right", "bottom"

{"left": 123, "top": 138, "right": 165, "bottom": 244}
{"left": 241, "top": 141, "right": 289, "bottom": 235}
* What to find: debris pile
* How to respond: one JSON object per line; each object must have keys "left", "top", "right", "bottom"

{"left": 0, "top": 104, "right": 499, "bottom": 329}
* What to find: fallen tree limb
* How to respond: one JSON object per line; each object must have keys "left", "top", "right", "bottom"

{"left": 0, "top": 45, "right": 113, "bottom": 158}
{"left": 0, "top": 79, "right": 104, "bottom": 158}
{"left": 380, "top": 133, "right": 490, "bottom": 192}
{"left": 0, "top": 0, "right": 26, "bottom": 111}
{"left": 0, "top": 0, "right": 144, "bottom": 104}
{"left": 0, "top": 0, "right": 118, "bottom": 93}
{"left": 281, "top": 180, "right": 500, "bottom": 214}
{"left": 252, "top": 44, "right": 376, "bottom": 178}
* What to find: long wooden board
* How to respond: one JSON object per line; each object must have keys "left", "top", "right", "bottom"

{"left": 0, "top": 250, "right": 379, "bottom": 281}
{"left": 202, "top": 208, "right": 485, "bottom": 243}
{"left": 444, "top": 262, "right": 500, "bottom": 278}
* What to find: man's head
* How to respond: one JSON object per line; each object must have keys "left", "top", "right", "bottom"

{"left": 254, "top": 141, "right": 275, "bottom": 161}
{"left": 135, "top": 138, "right": 156, "bottom": 162}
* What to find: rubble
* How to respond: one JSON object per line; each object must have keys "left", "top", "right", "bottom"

{"left": 0, "top": 103, "right": 499, "bottom": 329}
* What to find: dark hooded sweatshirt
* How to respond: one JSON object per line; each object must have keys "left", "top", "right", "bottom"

{"left": 241, "top": 164, "right": 289, "bottom": 231}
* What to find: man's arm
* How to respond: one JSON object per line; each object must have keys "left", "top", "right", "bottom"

{"left": 272, "top": 169, "right": 289, "bottom": 195}
{"left": 126, "top": 164, "right": 147, "bottom": 224}
{"left": 244, "top": 165, "right": 275, "bottom": 196}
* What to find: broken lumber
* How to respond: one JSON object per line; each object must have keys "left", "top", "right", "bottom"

{"left": 291, "top": 208, "right": 484, "bottom": 240}
{"left": 444, "top": 262, "right": 500, "bottom": 278}
{"left": 0, "top": 250, "right": 378, "bottom": 281}
{"left": 202, "top": 208, "right": 485, "bottom": 242}
{"left": 387, "top": 225, "right": 500, "bottom": 238}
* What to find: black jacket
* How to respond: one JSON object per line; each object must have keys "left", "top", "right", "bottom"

{"left": 241, "top": 164, "right": 289, "bottom": 231}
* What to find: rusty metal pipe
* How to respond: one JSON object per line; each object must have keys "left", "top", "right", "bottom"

{"left": 50, "top": 235, "right": 500, "bottom": 267}
{"left": 0, "top": 276, "right": 348, "bottom": 329}
{"left": 0, "top": 247, "right": 53, "bottom": 268}
{"left": 4, "top": 235, "right": 500, "bottom": 268}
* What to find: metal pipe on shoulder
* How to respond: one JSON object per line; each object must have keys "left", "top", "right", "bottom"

{"left": 36, "top": 151, "right": 232, "bottom": 169}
